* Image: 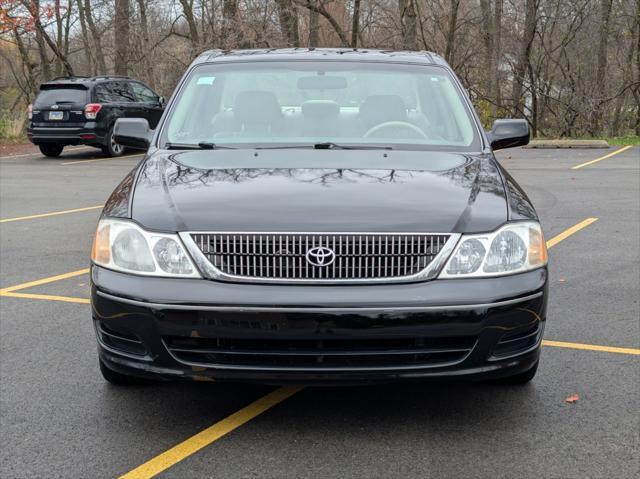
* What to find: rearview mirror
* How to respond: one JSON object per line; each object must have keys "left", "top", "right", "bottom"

{"left": 487, "top": 119, "right": 529, "bottom": 151}
{"left": 113, "top": 118, "right": 152, "bottom": 150}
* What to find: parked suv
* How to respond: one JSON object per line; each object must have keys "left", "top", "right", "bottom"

{"left": 27, "top": 76, "right": 164, "bottom": 157}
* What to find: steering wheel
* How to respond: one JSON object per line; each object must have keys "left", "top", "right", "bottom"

{"left": 363, "top": 121, "right": 428, "bottom": 139}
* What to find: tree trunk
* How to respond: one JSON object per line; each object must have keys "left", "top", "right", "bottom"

{"left": 222, "top": 0, "right": 241, "bottom": 49}
{"left": 492, "top": 0, "right": 503, "bottom": 110}
{"left": 635, "top": 0, "right": 640, "bottom": 136}
{"left": 136, "top": 0, "right": 155, "bottom": 88}
{"left": 31, "top": 0, "right": 51, "bottom": 81}
{"left": 592, "top": 0, "right": 614, "bottom": 136}
{"left": 308, "top": 0, "right": 319, "bottom": 47}
{"left": 84, "top": 0, "right": 107, "bottom": 73}
{"left": 178, "top": 0, "right": 201, "bottom": 54}
{"left": 399, "top": 0, "right": 417, "bottom": 50}
{"left": 275, "top": 0, "right": 300, "bottom": 47}
{"left": 510, "top": 0, "right": 538, "bottom": 116}
{"left": 444, "top": 0, "right": 460, "bottom": 65}
{"left": 63, "top": 0, "right": 71, "bottom": 65}
{"left": 352, "top": 0, "right": 361, "bottom": 48}
{"left": 528, "top": 58, "right": 538, "bottom": 137}
{"left": 114, "top": 0, "right": 130, "bottom": 75}
{"left": 12, "top": 27, "right": 37, "bottom": 98}
{"left": 610, "top": 17, "right": 637, "bottom": 136}
{"left": 77, "top": 0, "right": 95, "bottom": 75}
{"left": 54, "top": 0, "right": 63, "bottom": 76}
{"left": 479, "top": 0, "right": 495, "bottom": 115}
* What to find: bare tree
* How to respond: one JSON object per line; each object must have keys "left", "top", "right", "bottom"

{"left": 592, "top": 0, "right": 614, "bottom": 135}
{"left": 276, "top": 0, "right": 300, "bottom": 47}
{"left": 444, "top": 0, "right": 460, "bottom": 64}
{"left": 399, "top": 0, "right": 417, "bottom": 50}
{"left": 294, "top": 0, "right": 350, "bottom": 47}
{"left": 77, "top": 0, "right": 95, "bottom": 74}
{"left": 114, "top": 0, "right": 130, "bottom": 75}
{"left": 83, "top": 0, "right": 106, "bottom": 73}
{"left": 178, "top": 0, "right": 201, "bottom": 54}
{"left": 136, "top": 0, "right": 155, "bottom": 88}
{"left": 352, "top": 0, "right": 361, "bottom": 47}
{"left": 308, "top": 1, "right": 319, "bottom": 46}
{"left": 511, "top": 0, "right": 538, "bottom": 116}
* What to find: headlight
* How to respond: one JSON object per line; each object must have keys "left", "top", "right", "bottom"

{"left": 439, "top": 221, "right": 547, "bottom": 278}
{"left": 91, "top": 218, "right": 200, "bottom": 278}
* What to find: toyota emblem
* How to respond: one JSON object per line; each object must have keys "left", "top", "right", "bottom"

{"left": 305, "top": 246, "right": 335, "bottom": 267}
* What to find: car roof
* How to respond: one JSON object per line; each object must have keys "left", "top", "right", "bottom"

{"left": 192, "top": 48, "right": 448, "bottom": 67}
{"left": 39, "top": 76, "right": 134, "bottom": 88}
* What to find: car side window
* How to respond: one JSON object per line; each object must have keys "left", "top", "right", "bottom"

{"left": 111, "top": 81, "right": 136, "bottom": 102}
{"left": 94, "top": 82, "right": 135, "bottom": 103}
{"left": 131, "top": 82, "right": 159, "bottom": 104}
{"left": 94, "top": 83, "right": 110, "bottom": 102}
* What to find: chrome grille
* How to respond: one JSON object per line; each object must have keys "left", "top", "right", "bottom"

{"left": 190, "top": 233, "right": 452, "bottom": 281}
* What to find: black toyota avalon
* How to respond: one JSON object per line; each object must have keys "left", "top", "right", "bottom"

{"left": 91, "top": 49, "right": 548, "bottom": 386}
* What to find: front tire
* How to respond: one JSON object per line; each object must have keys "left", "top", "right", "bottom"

{"left": 99, "top": 359, "right": 153, "bottom": 386}
{"left": 101, "top": 125, "right": 125, "bottom": 157}
{"left": 38, "top": 143, "right": 64, "bottom": 157}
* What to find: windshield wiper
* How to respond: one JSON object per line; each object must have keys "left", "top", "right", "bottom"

{"left": 164, "top": 142, "right": 236, "bottom": 150}
{"left": 197, "top": 141, "right": 236, "bottom": 149}
{"left": 314, "top": 142, "right": 393, "bottom": 150}
{"left": 255, "top": 142, "right": 393, "bottom": 150}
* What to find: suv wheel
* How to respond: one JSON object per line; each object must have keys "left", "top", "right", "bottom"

{"left": 38, "top": 144, "right": 64, "bottom": 157}
{"left": 99, "top": 359, "right": 154, "bottom": 386}
{"left": 102, "top": 125, "right": 125, "bottom": 157}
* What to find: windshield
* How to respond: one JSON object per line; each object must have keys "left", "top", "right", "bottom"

{"left": 35, "top": 86, "right": 88, "bottom": 106}
{"left": 161, "top": 61, "right": 480, "bottom": 151}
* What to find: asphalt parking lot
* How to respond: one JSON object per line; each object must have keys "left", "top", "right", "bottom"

{"left": 0, "top": 145, "right": 638, "bottom": 478}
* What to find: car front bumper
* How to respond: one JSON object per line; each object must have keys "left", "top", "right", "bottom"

{"left": 91, "top": 266, "right": 547, "bottom": 385}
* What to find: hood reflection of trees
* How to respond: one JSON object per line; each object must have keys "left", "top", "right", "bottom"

{"left": 136, "top": 155, "right": 507, "bottom": 194}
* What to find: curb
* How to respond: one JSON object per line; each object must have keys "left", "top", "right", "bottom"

{"left": 524, "top": 139, "right": 610, "bottom": 149}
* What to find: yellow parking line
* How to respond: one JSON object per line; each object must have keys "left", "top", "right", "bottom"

{"left": 0, "top": 291, "right": 90, "bottom": 304}
{"left": 571, "top": 145, "right": 634, "bottom": 170}
{"left": 119, "top": 386, "right": 303, "bottom": 479}
{"left": 0, "top": 205, "right": 103, "bottom": 223}
{"left": 545, "top": 217, "right": 598, "bottom": 248}
{"left": 0, "top": 268, "right": 89, "bottom": 293}
{"left": 61, "top": 153, "right": 143, "bottom": 165}
{"left": 543, "top": 340, "right": 639, "bottom": 356}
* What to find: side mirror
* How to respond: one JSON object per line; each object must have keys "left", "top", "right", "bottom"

{"left": 113, "top": 118, "right": 152, "bottom": 150}
{"left": 487, "top": 119, "right": 529, "bottom": 151}
{"left": 158, "top": 96, "right": 165, "bottom": 107}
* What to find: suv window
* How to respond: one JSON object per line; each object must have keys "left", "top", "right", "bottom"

{"left": 94, "top": 81, "right": 135, "bottom": 103}
{"left": 131, "top": 82, "right": 158, "bottom": 103}
{"left": 34, "top": 86, "right": 88, "bottom": 106}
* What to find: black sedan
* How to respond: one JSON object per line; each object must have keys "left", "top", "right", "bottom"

{"left": 91, "top": 49, "right": 547, "bottom": 386}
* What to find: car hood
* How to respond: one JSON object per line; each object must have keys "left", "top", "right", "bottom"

{"left": 127, "top": 149, "right": 508, "bottom": 233}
